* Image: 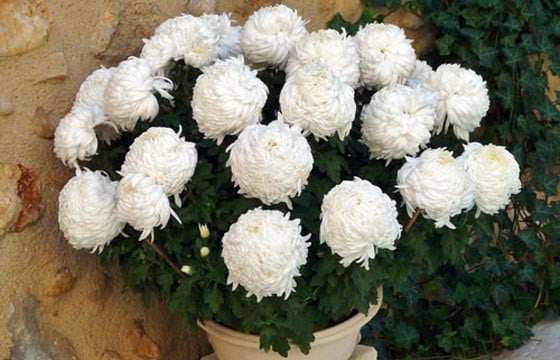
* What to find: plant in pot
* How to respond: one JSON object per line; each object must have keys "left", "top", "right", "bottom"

{"left": 53, "top": 4, "right": 521, "bottom": 359}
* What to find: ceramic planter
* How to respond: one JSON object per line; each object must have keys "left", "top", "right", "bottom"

{"left": 198, "top": 287, "right": 383, "bottom": 360}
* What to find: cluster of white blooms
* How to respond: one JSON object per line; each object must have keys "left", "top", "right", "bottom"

{"left": 354, "top": 23, "right": 416, "bottom": 89}
{"left": 361, "top": 84, "right": 436, "bottom": 163}
{"left": 406, "top": 60, "right": 433, "bottom": 90}
{"left": 58, "top": 169, "right": 125, "bottom": 252}
{"left": 397, "top": 148, "right": 474, "bottom": 229}
{"left": 221, "top": 208, "right": 310, "bottom": 302}
{"left": 430, "top": 64, "right": 490, "bottom": 140}
{"left": 141, "top": 13, "right": 241, "bottom": 75}
{"left": 320, "top": 178, "right": 401, "bottom": 269}
{"left": 458, "top": 143, "right": 521, "bottom": 216}
{"left": 104, "top": 57, "right": 173, "bottom": 131}
{"left": 115, "top": 173, "right": 180, "bottom": 241}
{"left": 280, "top": 63, "right": 356, "bottom": 140}
{"left": 120, "top": 127, "right": 198, "bottom": 207}
{"left": 241, "top": 4, "right": 308, "bottom": 69}
{"left": 191, "top": 56, "right": 268, "bottom": 144}
{"left": 227, "top": 119, "right": 313, "bottom": 209}
{"left": 285, "top": 29, "right": 360, "bottom": 88}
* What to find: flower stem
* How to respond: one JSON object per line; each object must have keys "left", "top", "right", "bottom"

{"left": 145, "top": 240, "right": 186, "bottom": 278}
{"left": 405, "top": 208, "right": 421, "bottom": 232}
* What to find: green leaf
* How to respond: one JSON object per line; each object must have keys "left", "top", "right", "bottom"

{"left": 396, "top": 323, "right": 420, "bottom": 349}
{"left": 491, "top": 284, "right": 510, "bottom": 305}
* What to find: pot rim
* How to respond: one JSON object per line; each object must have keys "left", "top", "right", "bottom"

{"left": 197, "top": 286, "right": 383, "bottom": 349}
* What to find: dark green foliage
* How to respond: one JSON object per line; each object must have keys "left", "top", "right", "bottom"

{"left": 331, "top": 0, "right": 560, "bottom": 358}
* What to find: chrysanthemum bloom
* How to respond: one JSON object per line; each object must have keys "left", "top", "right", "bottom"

{"left": 320, "top": 178, "right": 401, "bottom": 269}
{"left": 354, "top": 23, "right": 416, "bottom": 89}
{"left": 54, "top": 105, "right": 105, "bottom": 167}
{"left": 241, "top": 4, "right": 308, "bottom": 69}
{"left": 406, "top": 60, "right": 434, "bottom": 90}
{"left": 397, "top": 148, "right": 474, "bottom": 229}
{"left": 285, "top": 29, "right": 360, "bottom": 88}
{"left": 200, "top": 13, "right": 242, "bottom": 60}
{"left": 280, "top": 63, "right": 356, "bottom": 140}
{"left": 115, "top": 173, "right": 180, "bottom": 241}
{"left": 58, "top": 169, "right": 125, "bottom": 253}
{"left": 458, "top": 142, "right": 521, "bottom": 216}
{"left": 120, "top": 127, "right": 198, "bottom": 207}
{"left": 429, "top": 63, "right": 490, "bottom": 141}
{"left": 226, "top": 118, "right": 313, "bottom": 209}
{"left": 361, "top": 84, "right": 436, "bottom": 163}
{"left": 192, "top": 56, "right": 268, "bottom": 144}
{"left": 221, "top": 208, "right": 310, "bottom": 302}
{"left": 104, "top": 57, "right": 173, "bottom": 131}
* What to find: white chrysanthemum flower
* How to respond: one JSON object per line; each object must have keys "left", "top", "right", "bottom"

{"left": 430, "top": 64, "right": 490, "bottom": 140}
{"left": 54, "top": 105, "right": 106, "bottom": 167}
{"left": 104, "top": 57, "right": 173, "bottom": 131}
{"left": 361, "top": 84, "right": 436, "bottom": 163}
{"left": 115, "top": 173, "right": 180, "bottom": 241}
{"left": 221, "top": 208, "right": 310, "bottom": 302}
{"left": 280, "top": 63, "right": 356, "bottom": 140}
{"left": 320, "top": 178, "right": 401, "bottom": 270}
{"left": 241, "top": 4, "right": 308, "bottom": 69}
{"left": 355, "top": 23, "right": 417, "bottom": 89}
{"left": 458, "top": 142, "right": 521, "bottom": 216}
{"left": 192, "top": 56, "right": 268, "bottom": 144}
{"left": 285, "top": 29, "right": 360, "bottom": 88}
{"left": 406, "top": 60, "right": 434, "bottom": 90}
{"left": 226, "top": 118, "right": 313, "bottom": 209}
{"left": 58, "top": 169, "right": 125, "bottom": 253}
{"left": 201, "top": 13, "right": 242, "bottom": 60}
{"left": 121, "top": 127, "right": 198, "bottom": 207}
{"left": 397, "top": 148, "right": 474, "bottom": 229}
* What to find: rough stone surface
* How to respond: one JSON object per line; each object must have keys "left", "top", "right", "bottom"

{"left": 0, "top": 95, "right": 14, "bottom": 116}
{"left": 382, "top": 8, "right": 436, "bottom": 57}
{"left": 128, "top": 320, "right": 161, "bottom": 360}
{"left": 495, "top": 318, "right": 560, "bottom": 360}
{"left": 0, "top": 163, "right": 23, "bottom": 236}
{"left": 33, "top": 107, "right": 57, "bottom": 140}
{"left": 26, "top": 52, "right": 68, "bottom": 83}
{"left": 45, "top": 267, "right": 76, "bottom": 297}
{"left": 0, "top": 0, "right": 51, "bottom": 57}
{"left": 99, "top": 350, "right": 122, "bottom": 360}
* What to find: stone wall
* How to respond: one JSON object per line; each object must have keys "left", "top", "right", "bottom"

{"left": 0, "top": 1, "right": 434, "bottom": 359}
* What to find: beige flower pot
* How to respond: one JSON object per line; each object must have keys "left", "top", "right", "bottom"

{"left": 198, "top": 287, "right": 383, "bottom": 360}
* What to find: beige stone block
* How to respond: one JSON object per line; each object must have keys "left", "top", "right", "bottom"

{"left": 0, "top": 95, "right": 13, "bottom": 116}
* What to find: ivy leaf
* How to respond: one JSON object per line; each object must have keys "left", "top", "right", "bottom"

{"left": 396, "top": 323, "right": 420, "bottom": 349}
{"left": 491, "top": 284, "right": 511, "bottom": 305}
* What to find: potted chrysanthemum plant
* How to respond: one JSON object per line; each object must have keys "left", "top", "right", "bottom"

{"left": 53, "top": 4, "right": 521, "bottom": 359}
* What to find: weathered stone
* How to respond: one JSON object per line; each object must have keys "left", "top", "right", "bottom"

{"left": 0, "top": 95, "right": 13, "bottom": 116}
{"left": 382, "top": 8, "right": 436, "bottom": 57}
{"left": 0, "top": 163, "right": 23, "bottom": 236}
{"left": 87, "top": 272, "right": 113, "bottom": 307}
{"left": 33, "top": 107, "right": 57, "bottom": 139}
{"left": 12, "top": 164, "right": 43, "bottom": 232}
{"left": 99, "top": 350, "right": 122, "bottom": 360}
{"left": 91, "top": 1, "right": 168, "bottom": 61}
{"left": 186, "top": 0, "right": 217, "bottom": 16}
{"left": 7, "top": 297, "right": 79, "bottom": 360}
{"left": 214, "top": 0, "right": 364, "bottom": 31}
{"left": 0, "top": 0, "right": 51, "bottom": 57}
{"left": 128, "top": 320, "right": 160, "bottom": 360}
{"left": 45, "top": 267, "right": 76, "bottom": 297}
{"left": 26, "top": 52, "right": 68, "bottom": 83}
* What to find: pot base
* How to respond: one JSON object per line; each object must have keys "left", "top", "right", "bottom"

{"left": 201, "top": 345, "right": 378, "bottom": 360}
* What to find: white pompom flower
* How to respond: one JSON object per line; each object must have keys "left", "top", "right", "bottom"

{"left": 104, "top": 57, "right": 173, "bottom": 131}
{"left": 226, "top": 118, "right": 314, "bottom": 209}
{"left": 241, "top": 4, "right": 308, "bottom": 69}
{"left": 200, "top": 13, "right": 242, "bottom": 60}
{"left": 280, "top": 63, "right": 356, "bottom": 140}
{"left": 285, "top": 29, "right": 360, "bottom": 88}
{"left": 192, "top": 56, "right": 268, "bottom": 144}
{"left": 121, "top": 127, "right": 198, "bottom": 207}
{"left": 430, "top": 63, "right": 490, "bottom": 141}
{"left": 115, "top": 173, "right": 180, "bottom": 241}
{"left": 406, "top": 60, "right": 434, "bottom": 90}
{"left": 221, "top": 208, "right": 310, "bottom": 302}
{"left": 458, "top": 142, "right": 521, "bottom": 216}
{"left": 397, "top": 148, "right": 474, "bottom": 229}
{"left": 54, "top": 104, "right": 106, "bottom": 168}
{"left": 355, "top": 23, "right": 417, "bottom": 89}
{"left": 320, "top": 178, "right": 401, "bottom": 270}
{"left": 361, "top": 84, "right": 436, "bottom": 163}
{"left": 58, "top": 169, "right": 125, "bottom": 253}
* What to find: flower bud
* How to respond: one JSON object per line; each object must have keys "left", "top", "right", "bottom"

{"left": 198, "top": 224, "right": 210, "bottom": 239}
{"left": 181, "top": 265, "right": 193, "bottom": 275}
{"left": 200, "top": 246, "right": 210, "bottom": 258}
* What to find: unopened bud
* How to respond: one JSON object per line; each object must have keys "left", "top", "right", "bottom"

{"left": 200, "top": 246, "right": 210, "bottom": 258}
{"left": 181, "top": 265, "right": 193, "bottom": 275}
{"left": 198, "top": 224, "right": 210, "bottom": 239}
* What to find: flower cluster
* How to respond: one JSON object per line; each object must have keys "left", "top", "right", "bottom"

{"left": 54, "top": 5, "right": 520, "bottom": 304}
